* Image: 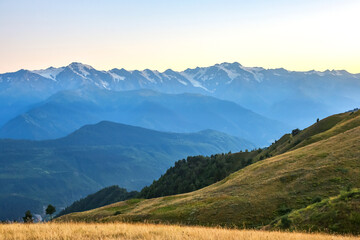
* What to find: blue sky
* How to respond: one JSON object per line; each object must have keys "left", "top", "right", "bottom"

{"left": 0, "top": 0, "right": 359, "bottom": 73}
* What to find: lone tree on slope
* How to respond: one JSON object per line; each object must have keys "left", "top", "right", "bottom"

{"left": 46, "top": 204, "right": 56, "bottom": 220}
{"left": 23, "top": 210, "right": 33, "bottom": 223}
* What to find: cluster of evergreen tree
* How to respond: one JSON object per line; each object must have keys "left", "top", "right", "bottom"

{"left": 56, "top": 186, "right": 138, "bottom": 217}
{"left": 139, "top": 151, "right": 256, "bottom": 199}
{"left": 57, "top": 150, "right": 262, "bottom": 217}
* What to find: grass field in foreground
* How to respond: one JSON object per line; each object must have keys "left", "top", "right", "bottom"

{"left": 0, "top": 223, "right": 358, "bottom": 240}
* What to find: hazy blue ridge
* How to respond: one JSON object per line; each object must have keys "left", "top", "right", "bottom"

{"left": 0, "top": 121, "right": 251, "bottom": 221}
{"left": 0, "top": 88, "right": 286, "bottom": 146}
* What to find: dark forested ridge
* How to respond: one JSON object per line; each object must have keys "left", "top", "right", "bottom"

{"left": 57, "top": 186, "right": 138, "bottom": 217}
{"left": 139, "top": 151, "right": 258, "bottom": 199}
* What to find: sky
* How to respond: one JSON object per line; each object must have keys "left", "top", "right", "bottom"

{"left": 0, "top": 0, "right": 359, "bottom": 73}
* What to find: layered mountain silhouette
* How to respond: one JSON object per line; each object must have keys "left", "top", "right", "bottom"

{"left": 1, "top": 62, "right": 359, "bottom": 127}
{"left": 0, "top": 88, "right": 286, "bottom": 146}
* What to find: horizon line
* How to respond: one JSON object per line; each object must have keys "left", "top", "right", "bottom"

{"left": 1, "top": 61, "right": 359, "bottom": 75}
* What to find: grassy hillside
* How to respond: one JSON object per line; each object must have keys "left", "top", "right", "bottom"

{"left": 268, "top": 189, "right": 360, "bottom": 234}
{"left": 58, "top": 111, "right": 360, "bottom": 234}
{"left": 56, "top": 186, "right": 138, "bottom": 217}
{"left": 0, "top": 121, "right": 246, "bottom": 221}
{"left": 254, "top": 110, "right": 360, "bottom": 160}
{"left": 57, "top": 110, "right": 360, "bottom": 217}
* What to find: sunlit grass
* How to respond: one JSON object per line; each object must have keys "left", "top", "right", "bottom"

{"left": 0, "top": 222, "right": 358, "bottom": 240}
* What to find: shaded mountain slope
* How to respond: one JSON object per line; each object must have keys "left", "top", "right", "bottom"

{"left": 0, "top": 121, "right": 248, "bottom": 221}
{"left": 57, "top": 112, "right": 360, "bottom": 233}
{"left": 0, "top": 88, "right": 284, "bottom": 146}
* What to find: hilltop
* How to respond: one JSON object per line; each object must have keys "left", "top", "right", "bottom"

{"left": 57, "top": 110, "right": 360, "bottom": 234}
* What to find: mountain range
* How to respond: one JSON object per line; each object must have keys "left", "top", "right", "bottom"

{"left": 1, "top": 61, "right": 360, "bottom": 229}
{"left": 1, "top": 62, "right": 359, "bottom": 128}
{"left": 0, "top": 88, "right": 285, "bottom": 146}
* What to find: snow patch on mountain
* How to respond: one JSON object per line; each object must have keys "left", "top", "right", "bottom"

{"left": 242, "top": 67, "right": 264, "bottom": 82}
{"left": 32, "top": 67, "right": 64, "bottom": 81}
{"left": 193, "top": 68, "right": 208, "bottom": 81}
{"left": 179, "top": 72, "right": 209, "bottom": 91}
{"left": 97, "top": 80, "right": 110, "bottom": 89}
{"left": 162, "top": 72, "right": 188, "bottom": 85}
{"left": 153, "top": 70, "right": 163, "bottom": 83}
{"left": 108, "top": 71, "right": 125, "bottom": 81}
{"left": 68, "top": 63, "right": 93, "bottom": 78}
{"left": 304, "top": 69, "right": 350, "bottom": 77}
{"left": 305, "top": 70, "right": 326, "bottom": 77}
{"left": 140, "top": 70, "right": 156, "bottom": 83}
{"left": 217, "top": 64, "right": 240, "bottom": 81}
{"left": 331, "top": 70, "right": 348, "bottom": 76}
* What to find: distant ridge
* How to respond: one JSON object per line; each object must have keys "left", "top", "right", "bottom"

{"left": 1, "top": 62, "right": 360, "bottom": 128}
{"left": 0, "top": 88, "right": 284, "bottom": 146}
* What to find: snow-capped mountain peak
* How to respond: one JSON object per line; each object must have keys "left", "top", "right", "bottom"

{"left": 179, "top": 70, "right": 210, "bottom": 91}
{"left": 216, "top": 63, "right": 241, "bottom": 81}
{"left": 140, "top": 69, "right": 157, "bottom": 83}
{"left": 32, "top": 66, "right": 65, "bottom": 81}
{"left": 108, "top": 70, "right": 125, "bottom": 81}
{"left": 4, "top": 62, "right": 360, "bottom": 99}
{"left": 67, "top": 62, "right": 94, "bottom": 78}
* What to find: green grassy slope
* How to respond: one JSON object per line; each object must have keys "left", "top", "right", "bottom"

{"left": 268, "top": 189, "right": 360, "bottom": 234}
{"left": 254, "top": 110, "right": 360, "bottom": 161}
{"left": 57, "top": 111, "right": 360, "bottom": 217}
{"left": 57, "top": 111, "right": 360, "bottom": 233}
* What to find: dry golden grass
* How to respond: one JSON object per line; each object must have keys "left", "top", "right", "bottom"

{"left": 0, "top": 223, "right": 358, "bottom": 240}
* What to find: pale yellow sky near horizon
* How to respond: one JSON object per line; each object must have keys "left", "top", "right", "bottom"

{"left": 0, "top": 0, "right": 359, "bottom": 74}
